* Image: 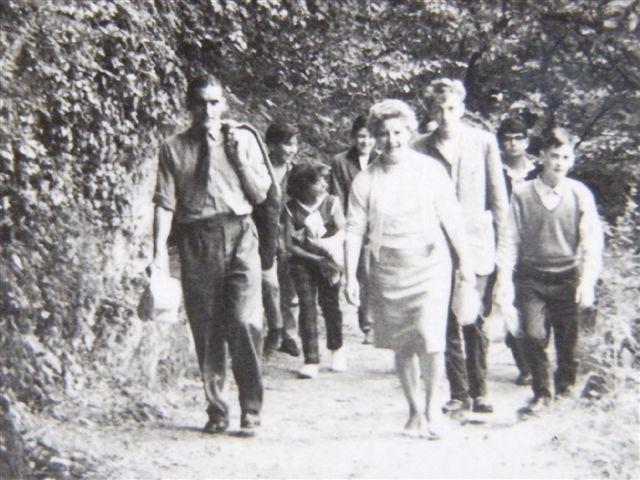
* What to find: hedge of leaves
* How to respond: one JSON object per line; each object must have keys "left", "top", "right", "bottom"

{"left": 1, "top": 0, "right": 187, "bottom": 410}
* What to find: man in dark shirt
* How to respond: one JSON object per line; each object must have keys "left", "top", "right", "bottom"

{"left": 150, "top": 74, "right": 271, "bottom": 434}
{"left": 329, "top": 115, "right": 376, "bottom": 344}
{"left": 261, "top": 122, "right": 301, "bottom": 358}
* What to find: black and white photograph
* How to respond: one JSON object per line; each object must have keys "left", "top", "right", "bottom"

{"left": 1, "top": 1, "right": 639, "bottom": 478}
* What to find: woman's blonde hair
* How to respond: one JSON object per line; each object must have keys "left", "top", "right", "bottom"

{"left": 367, "top": 99, "right": 418, "bottom": 136}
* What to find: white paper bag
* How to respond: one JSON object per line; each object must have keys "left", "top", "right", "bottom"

{"left": 451, "top": 272, "right": 481, "bottom": 326}
{"left": 489, "top": 301, "right": 521, "bottom": 337}
{"left": 137, "top": 270, "right": 182, "bottom": 324}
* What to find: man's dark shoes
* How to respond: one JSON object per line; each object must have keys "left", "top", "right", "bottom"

{"left": 240, "top": 412, "right": 261, "bottom": 430}
{"left": 203, "top": 417, "right": 229, "bottom": 434}
{"left": 518, "top": 395, "right": 551, "bottom": 416}
{"left": 279, "top": 335, "right": 300, "bottom": 357}
{"left": 441, "top": 399, "right": 470, "bottom": 414}
{"left": 472, "top": 396, "right": 494, "bottom": 413}
{"left": 555, "top": 386, "right": 573, "bottom": 399}
{"left": 263, "top": 329, "right": 282, "bottom": 357}
{"left": 362, "top": 330, "right": 374, "bottom": 345}
{"left": 515, "top": 372, "right": 532, "bottom": 386}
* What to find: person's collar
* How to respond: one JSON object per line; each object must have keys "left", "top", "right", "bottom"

{"left": 190, "top": 124, "right": 222, "bottom": 143}
{"left": 434, "top": 122, "right": 465, "bottom": 142}
{"left": 347, "top": 146, "right": 373, "bottom": 170}
{"left": 503, "top": 156, "right": 536, "bottom": 179}
{"left": 296, "top": 193, "right": 327, "bottom": 213}
{"left": 346, "top": 146, "right": 359, "bottom": 163}
{"left": 534, "top": 176, "right": 568, "bottom": 196}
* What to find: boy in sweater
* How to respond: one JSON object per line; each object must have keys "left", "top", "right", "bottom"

{"left": 498, "top": 128, "right": 603, "bottom": 415}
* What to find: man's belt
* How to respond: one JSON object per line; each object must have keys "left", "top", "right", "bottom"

{"left": 515, "top": 265, "right": 578, "bottom": 283}
{"left": 180, "top": 214, "right": 249, "bottom": 231}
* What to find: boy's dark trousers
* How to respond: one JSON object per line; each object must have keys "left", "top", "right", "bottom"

{"left": 515, "top": 267, "right": 579, "bottom": 398}
{"left": 445, "top": 274, "right": 492, "bottom": 402}
{"left": 505, "top": 332, "right": 530, "bottom": 377}
{"left": 262, "top": 251, "right": 298, "bottom": 334}
{"left": 356, "top": 248, "right": 372, "bottom": 334}
{"left": 289, "top": 258, "right": 343, "bottom": 364}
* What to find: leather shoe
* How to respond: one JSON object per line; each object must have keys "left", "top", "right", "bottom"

{"left": 362, "top": 330, "right": 374, "bottom": 345}
{"left": 240, "top": 412, "right": 261, "bottom": 430}
{"left": 203, "top": 417, "right": 229, "bottom": 434}
{"left": 518, "top": 395, "right": 551, "bottom": 416}
{"left": 472, "top": 397, "right": 494, "bottom": 413}
{"left": 441, "top": 399, "right": 470, "bottom": 414}
{"left": 279, "top": 335, "right": 300, "bottom": 357}
{"left": 515, "top": 373, "right": 532, "bottom": 386}
{"left": 263, "top": 329, "right": 282, "bottom": 357}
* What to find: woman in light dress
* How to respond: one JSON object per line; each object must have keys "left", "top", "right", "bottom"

{"left": 345, "top": 99, "right": 472, "bottom": 438}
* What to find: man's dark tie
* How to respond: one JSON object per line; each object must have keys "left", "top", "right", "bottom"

{"left": 194, "top": 130, "right": 214, "bottom": 211}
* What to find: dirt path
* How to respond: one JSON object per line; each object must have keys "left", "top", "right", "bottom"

{"left": 63, "top": 313, "right": 615, "bottom": 479}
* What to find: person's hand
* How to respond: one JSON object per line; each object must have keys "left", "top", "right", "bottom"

{"left": 345, "top": 278, "right": 360, "bottom": 306}
{"left": 457, "top": 260, "right": 475, "bottom": 284}
{"left": 493, "top": 271, "right": 515, "bottom": 308}
{"left": 147, "top": 248, "right": 169, "bottom": 276}
{"left": 575, "top": 281, "right": 595, "bottom": 308}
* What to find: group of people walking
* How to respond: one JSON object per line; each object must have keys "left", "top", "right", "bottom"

{"left": 149, "top": 73, "right": 603, "bottom": 438}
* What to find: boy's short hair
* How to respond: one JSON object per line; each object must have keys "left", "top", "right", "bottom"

{"left": 540, "top": 127, "right": 577, "bottom": 152}
{"left": 287, "top": 162, "right": 330, "bottom": 200}
{"left": 497, "top": 118, "right": 529, "bottom": 142}
{"left": 185, "top": 73, "right": 223, "bottom": 110}
{"left": 424, "top": 78, "right": 466, "bottom": 105}
{"left": 350, "top": 115, "right": 369, "bottom": 137}
{"left": 265, "top": 122, "right": 297, "bottom": 145}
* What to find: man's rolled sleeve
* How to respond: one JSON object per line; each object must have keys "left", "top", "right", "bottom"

{"left": 235, "top": 129, "right": 272, "bottom": 204}
{"left": 153, "top": 142, "right": 177, "bottom": 212}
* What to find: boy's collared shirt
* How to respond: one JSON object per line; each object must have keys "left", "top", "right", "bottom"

{"left": 503, "top": 154, "right": 540, "bottom": 196}
{"left": 500, "top": 176, "right": 603, "bottom": 292}
{"left": 533, "top": 176, "right": 568, "bottom": 211}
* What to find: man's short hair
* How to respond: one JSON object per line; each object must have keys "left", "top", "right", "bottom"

{"left": 350, "top": 115, "right": 369, "bottom": 137}
{"left": 185, "top": 73, "right": 223, "bottom": 110}
{"left": 497, "top": 118, "right": 529, "bottom": 142}
{"left": 424, "top": 78, "right": 466, "bottom": 104}
{"left": 265, "top": 122, "right": 297, "bottom": 145}
{"left": 540, "top": 127, "right": 577, "bottom": 152}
